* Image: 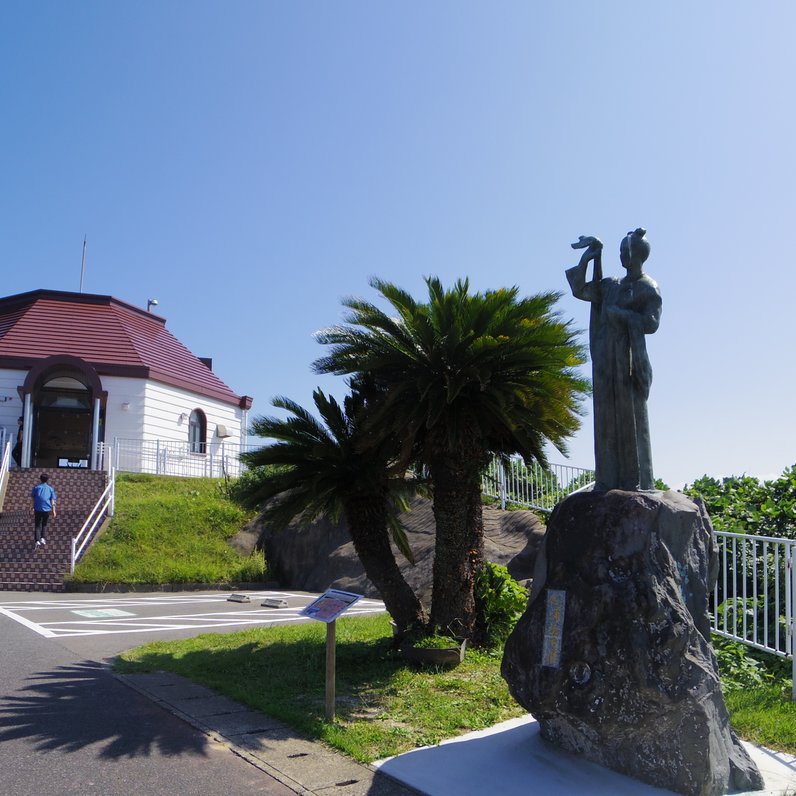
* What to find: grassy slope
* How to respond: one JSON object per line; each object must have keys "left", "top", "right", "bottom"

{"left": 70, "top": 473, "right": 265, "bottom": 584}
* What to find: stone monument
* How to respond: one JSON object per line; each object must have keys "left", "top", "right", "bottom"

{"left": 501, "top": 231, "right": 763, "bottom": 796}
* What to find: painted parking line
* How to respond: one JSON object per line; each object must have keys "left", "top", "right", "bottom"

{"left": 0, "top": 592, "right": 386, "bottom": 639}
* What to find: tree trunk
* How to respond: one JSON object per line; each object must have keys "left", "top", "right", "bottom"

{"left": 428, "top": 455, "right": 485, "bottom": 639}
{"left": 345, "top": 497, "right": 427, "bottom": 634}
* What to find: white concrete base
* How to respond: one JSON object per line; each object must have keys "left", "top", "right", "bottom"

{"left": 374, "top": 715, "right": 796, "bottom": 796}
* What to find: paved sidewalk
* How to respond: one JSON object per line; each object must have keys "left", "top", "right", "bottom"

{"left": 117, "top": 671, "right": 419, "bottom": 796}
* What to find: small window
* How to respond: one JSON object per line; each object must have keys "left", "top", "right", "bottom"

{"left": 189, "top": 409, "right": 206, "bottom": 454}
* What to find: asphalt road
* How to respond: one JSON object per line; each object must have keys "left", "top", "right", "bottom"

{"left": 0, "top": 589, "right": 385, "bottom": 796}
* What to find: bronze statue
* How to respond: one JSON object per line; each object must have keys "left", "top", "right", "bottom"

{"left": 566, "top": 229, "right": 662, "bottom": 491}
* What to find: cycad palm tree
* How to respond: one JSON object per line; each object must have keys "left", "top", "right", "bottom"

{"left": 314, "top": 276, "right": 589, "bottom": 638}
{"left": 239, "top": 388, "right": 426, "bottom": 633}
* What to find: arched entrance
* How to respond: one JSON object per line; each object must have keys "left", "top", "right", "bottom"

{"left": 18, "top": 356, "right": 107, "bottom": 469}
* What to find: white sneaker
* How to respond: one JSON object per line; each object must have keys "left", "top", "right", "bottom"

{"left": 35, "top": 540, "right": 41, "bottom": 548}
{"left": 40, "top": 538, "right": 46, "bottom": 545}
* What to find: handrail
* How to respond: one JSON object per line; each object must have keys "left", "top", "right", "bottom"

{"left": 0, "top": 440, "right": 11, "bottom": 503}
{"left": 71, "top": 467, "right": 116, "bottom": 575}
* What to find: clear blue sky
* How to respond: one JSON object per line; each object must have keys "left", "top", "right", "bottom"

{"left": 2, "top": 2, "right": 794, "bottom": 488}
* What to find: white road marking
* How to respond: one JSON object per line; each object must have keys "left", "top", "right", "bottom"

{"left": 0, "top": 592, "right": 386, "bottom": 638}
{"left": 0, "top": 606, "right": 56, "bottom": 638}
{"left": 72, "top": 609, "right": 136, "bottom": 618}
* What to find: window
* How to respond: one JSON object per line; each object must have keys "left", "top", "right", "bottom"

{"left": 188, "top": 409, "right": 206, "bottom": 453}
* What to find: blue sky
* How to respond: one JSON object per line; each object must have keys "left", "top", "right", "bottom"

{"left": 2, "top": 2, "right": 794, "bottom": 488}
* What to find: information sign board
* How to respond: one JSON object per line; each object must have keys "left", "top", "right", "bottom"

{"left": 300, "top": 589, "right": 362, "bottom": 623}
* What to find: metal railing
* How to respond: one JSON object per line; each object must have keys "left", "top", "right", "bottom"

{"left": 0, "top": 440, "right": 10, "bottom": 500}
{"left": 481, "top": 456, "right": 595, "bottom": 512}
{"left": 107, "top": 438, "right": 249, "bottom": 479}
{"left": 711, "top": 530, "right": 796, "bottom": 699}
{"left": 71, "top": 468, "right": 116, "bottom": 575}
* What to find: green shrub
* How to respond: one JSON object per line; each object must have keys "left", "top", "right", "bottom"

{"left": 224, "top": 466, "right": 279, "bottom": 508}
{"left": 713, "top": 635, "right": 791, "bottom": 693}
{"left": 406, "top": 634, "right": 463, "bottom": 649}
{"left": 685, "top": 466, "right": 796, "bottom": 537}
{"left": 474, "top": 562, "right": 528, "bottom": 648}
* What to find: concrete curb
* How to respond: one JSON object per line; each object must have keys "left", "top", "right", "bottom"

{"left": 115, "top": 671, "right": 420, "bottom": 796}
{"left": 64, "top": 581, "right": 281, "bottom": 593}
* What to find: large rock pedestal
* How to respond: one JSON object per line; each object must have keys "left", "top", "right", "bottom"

{"left": 501, "top": 490, "right": 763, "bottom": 796}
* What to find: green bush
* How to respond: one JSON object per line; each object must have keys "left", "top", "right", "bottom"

{"left": 474, "top": 562, "right": 528, "bottom": 648}
{"left": 224, "top": 466, "right": 278, "bottom": 508}
{"left": 685, "top": 466, "right": 796, "bottom": 537}
{"left": 713, "top": 635, "right": 791, "bottom": 693}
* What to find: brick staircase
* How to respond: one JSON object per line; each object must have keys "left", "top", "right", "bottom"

{"left": 0, "top": 468, "right": 108, "bottom": 592}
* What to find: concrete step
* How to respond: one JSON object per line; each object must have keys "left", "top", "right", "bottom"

{"left": 3, "top": 468, "right": 108, "bottom": 513}
{"left": 0, "top": 468, "right": 110, "bottom": 592}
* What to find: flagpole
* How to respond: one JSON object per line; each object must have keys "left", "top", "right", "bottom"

{"left": 79, "top": 235, "right": 87, "bottom": 293}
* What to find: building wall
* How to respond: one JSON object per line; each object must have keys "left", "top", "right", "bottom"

{"left": 140, "top": 379, "right": 243, "bottom": 446}
{"left": 103, "top": 375, "right": 245, "bottom": 446}
{"left": 0, "top": 368, "right": 247, "bottom": 463}
{"left": 0, "top": 368, "right": 27, "bottom": 447}
{"left": 100, "top": 375, "right": 148, "bottom": 444}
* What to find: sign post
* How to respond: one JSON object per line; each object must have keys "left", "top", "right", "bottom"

{"left": 325, "top": 620, "right": 336, "bottom": 721}
{"left": 300, "top": 589, "right": 362, "bottom": 721}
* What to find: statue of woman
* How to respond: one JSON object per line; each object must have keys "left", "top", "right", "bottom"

{"left": 566, "top": 228, "right": 662, "bottom": 491}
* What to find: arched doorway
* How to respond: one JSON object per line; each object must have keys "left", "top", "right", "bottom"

{"left": 19, "top": 356, "right": 107, "bottom": 469}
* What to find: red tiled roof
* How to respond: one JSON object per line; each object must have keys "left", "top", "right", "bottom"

{"left": 0, "top": 290, "right": 250, "bottom": 407}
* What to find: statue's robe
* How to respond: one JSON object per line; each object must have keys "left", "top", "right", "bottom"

{"left": 566, "top": 262, "right": 662, "bottom": 491}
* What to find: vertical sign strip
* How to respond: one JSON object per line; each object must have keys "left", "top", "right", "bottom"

{"left": 541, "top": 589, "right": 566, "bottom": 668}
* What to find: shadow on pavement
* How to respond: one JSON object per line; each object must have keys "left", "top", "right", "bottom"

{"left": 0, "top": 660, "right": 209, "bottom": 759}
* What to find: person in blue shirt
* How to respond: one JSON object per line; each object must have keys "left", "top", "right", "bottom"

{"left": 31, "top": 474, "right": 57, "bottom": 548}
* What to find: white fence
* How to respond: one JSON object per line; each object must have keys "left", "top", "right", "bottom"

{"left": 104, "top": 438, "right": 249, "bottom": 479}
{"left": 712, "top": 530, "right": 796, "bottom": 697}
{"left": 481, "top": 456, "right": 595, "bottom": 512}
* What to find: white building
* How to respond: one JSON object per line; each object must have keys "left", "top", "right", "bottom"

{"left": 0, "top": 289, "right": 252, "bottom": 475}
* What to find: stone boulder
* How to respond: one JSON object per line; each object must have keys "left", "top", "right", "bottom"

{"left": 248, "top": 497, "right": 546, "bottom": 604}
{"left": 501, "top": 489, "right": 763, "bottom": 796}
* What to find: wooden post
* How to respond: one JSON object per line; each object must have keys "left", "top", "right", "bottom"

{"left": 325, "top": 619, "right": 336, "bottom": 721}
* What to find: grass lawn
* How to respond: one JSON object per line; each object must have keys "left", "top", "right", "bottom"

{"left": 115, "top": 612, "right": 525, "bottom": 762}
{"left": 70, "top": 473, "right": 265, "bottom": 585}
{"left": 725, "top": 683, "right": 796, "bottom": 754}
{"left": 115, "top": 612, "right": 796, "bottom": 763}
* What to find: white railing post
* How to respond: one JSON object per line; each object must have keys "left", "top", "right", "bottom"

{"left": 109, "top": 468, "right": 115, "bottom": 517}
{"left": 790, "top": 542, "right": 796, "bottom": 701}
{"left": 71, "top": 537, "right": 76, "bottom": 576}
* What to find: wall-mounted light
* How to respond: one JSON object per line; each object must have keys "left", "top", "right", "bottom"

{"left": 121, "top": 402, "right": 130, "bottom": 411}
{"left": 178, "top": 412, "right": 188, "bottom": 424}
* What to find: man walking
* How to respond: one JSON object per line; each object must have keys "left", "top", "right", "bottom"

{"left": 32, "top": 474, "right": 57, "bottom": 548}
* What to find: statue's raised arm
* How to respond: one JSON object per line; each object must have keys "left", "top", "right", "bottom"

{"left": 566, "top": 228, "right": 662, "bottom": 492}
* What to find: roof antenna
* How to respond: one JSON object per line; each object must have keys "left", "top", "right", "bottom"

{"left": 79, "top": 235, "right": 87, "bottom": 293}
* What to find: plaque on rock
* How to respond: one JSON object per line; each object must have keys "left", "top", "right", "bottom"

{"left": 541, "top": 589, "right": 565, "bottom": 668}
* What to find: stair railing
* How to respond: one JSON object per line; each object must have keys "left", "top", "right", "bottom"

{"left": 0, "top": 440, "right": 10, "bottom": 500}
{"left": 71, "top": 467, "right": 116, "bottom": 575}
